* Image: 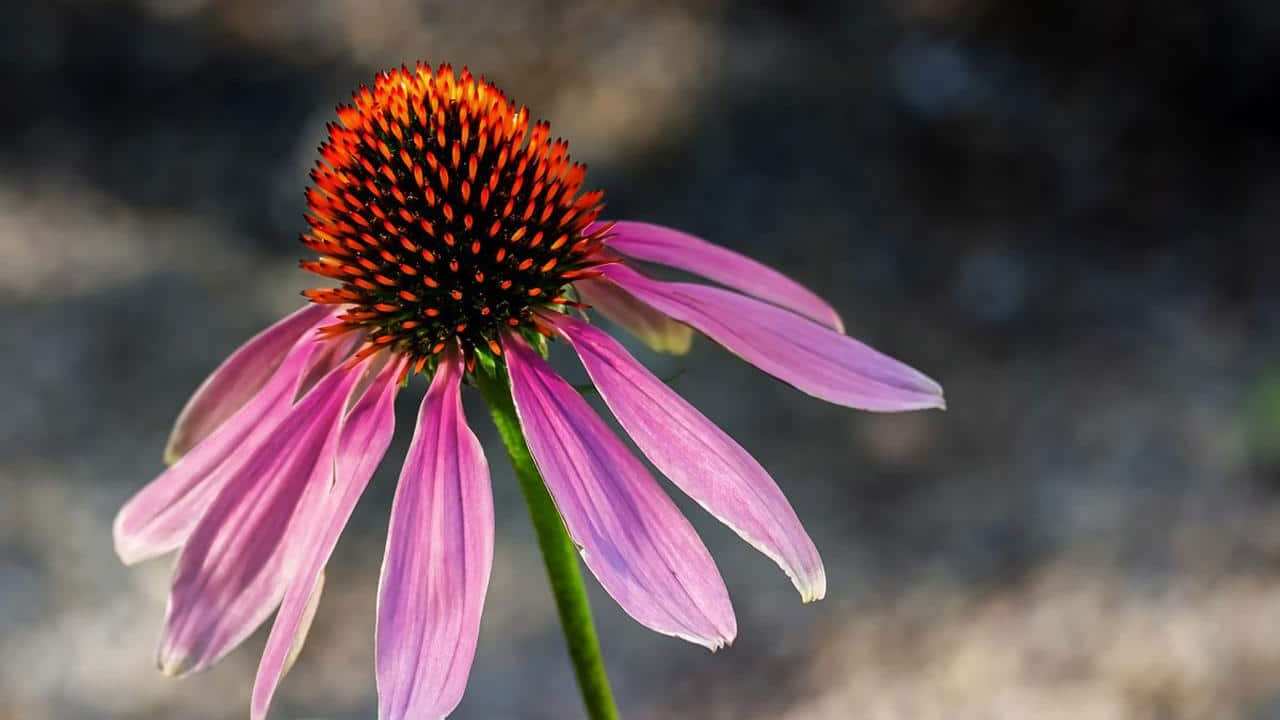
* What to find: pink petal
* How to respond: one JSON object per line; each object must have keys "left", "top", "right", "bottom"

{"left": 165, "top": 304, "right": 333, "bottom": 464}
{"left": 156, "top": 358, "right": 364, "bottom": 677}
{"left": 251, "top": 355, "right": 405, "bottom": 720}
{"left": 600, "top": 220, "right": 844, "bottom": 331}
{"left": 376, "top": 349, "right": 494, "bottom": 720}
{"left": 113, "top": 332, "right": 327, "bottom": 566}
{"left": 599, "top": 264, "right": 945, "bottom": 412}
{"left": 503, "top": 333, "right": 736, "bottom": 650}
{"left": 547, "top": 313, "right": 826, "bottom": 602}
{"left": 574, "top": 277, "right": 693, "bottom": 355}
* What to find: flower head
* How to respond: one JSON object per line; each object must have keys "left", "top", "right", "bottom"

{"left": 115, "top": 63, "right": 944, "bottom": 720}
{"left": 300, "top": 65, "right": 605, "bottom": 367}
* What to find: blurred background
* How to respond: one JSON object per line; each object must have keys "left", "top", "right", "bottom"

{"left": 3, "top": 1, "right": 1280, "bottom": 718}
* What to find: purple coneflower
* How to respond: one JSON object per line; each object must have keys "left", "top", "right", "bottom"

{"left": 115, "top": 64, "right": 943, "bottom": 719}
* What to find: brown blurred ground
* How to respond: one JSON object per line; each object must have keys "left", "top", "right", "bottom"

{"left": 2, "top": 1, "right": 1280, "bottom": 718}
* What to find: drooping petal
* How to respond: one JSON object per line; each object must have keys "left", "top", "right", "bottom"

{"left": 574, "top": 277, "right": 693, "bottom": 355}
{"left": 165, "top": 304, "right": 333, "bottom": 464}
{"left": 113, "top": 333, "right": 327, "bottom": 566}
{"left": 599, "top": 264, "right": 945, "bottom": 412}
{"left": 376, "top": 349, "right": 494, "bottom": 720}
{"left": 251, "top": 355, "right": 405, "bottom": 720}
{"left": 503, "top": 333, "right": 736, "bottom": 649}
{"left": 547, "top": 313, "right": 826, "bottom": 602}
{"left": 600, "top": 221, "right": 844, "bottom": 331}
{"left": 156, "top": 358, "right": 364, "bottom": 678}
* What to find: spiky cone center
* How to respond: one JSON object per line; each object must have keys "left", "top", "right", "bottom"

{"left": 301, "top": 64, "right": 608, "bottom": 372}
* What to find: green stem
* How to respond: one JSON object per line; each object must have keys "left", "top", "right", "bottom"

{"left": 475, "top": 368, "right": 621, "bottom": 720}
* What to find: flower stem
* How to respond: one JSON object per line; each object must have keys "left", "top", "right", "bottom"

{"left": 475, "top": 368, "right": 621, "bottom": 720}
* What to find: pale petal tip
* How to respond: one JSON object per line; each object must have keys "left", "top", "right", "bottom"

{"left": 685, "top": 629, "right": 735, "bottom": 653}
{"left": 112, "top": 503, "right": 178, "bottom": 566}
{"left": 797, "top": 567, "right": 828, "bottom": 604}
{"left": 110, "top": 526, "right": 131, "bottom": 566}
{"left": 705, "top": 612, "right": 738, "bottom": 653}
{"left": 610, "top": 579, "right": 735, "bottom": 652}
{"left": 156, "top": 629, "right": 212, "bottom": 679}
{"left": 156, "top": 649, "right": 194, "bottom": 678}
{"left": 162, "top": 444, "right": 183, "bottom": 467}
{"left": 898, "top": 369, "right": 946, "bottom": 411}
{"left": 111, "top": 515, "right": 148, "bottom": 567}
{"left": 777, "top": 555, "right": 826, "bottom": 604}
{"left": 113, "top": 542, "right": 143, "bottom": 567}
{"left": 926, "top": 381, "right": 946, "bottom": 411}
{"left": 707, "top": 628, "right": 737, "bottom": 653}
{"left": 919, "top": 387, "right": 946, "bottom": 411}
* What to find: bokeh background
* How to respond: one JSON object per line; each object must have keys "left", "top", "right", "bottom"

{"left": 3, "top": 1, "right": 1280, "bottom": 718}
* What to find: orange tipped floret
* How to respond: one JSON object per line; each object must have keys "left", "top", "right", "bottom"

{"left": 299, "top": 63, "right": 606, "bottom": 368}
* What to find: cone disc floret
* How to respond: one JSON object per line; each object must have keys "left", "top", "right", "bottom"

{"left": 300, "top": 64, "right": 608, "bottom": 370}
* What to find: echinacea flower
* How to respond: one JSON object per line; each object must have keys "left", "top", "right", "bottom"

{"left": 115, "top": 63, "right": 944, "bottom": 719}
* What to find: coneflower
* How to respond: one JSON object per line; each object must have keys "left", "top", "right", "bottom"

{"left": 114, "top": 63, "right": 944, "bottom": 720}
